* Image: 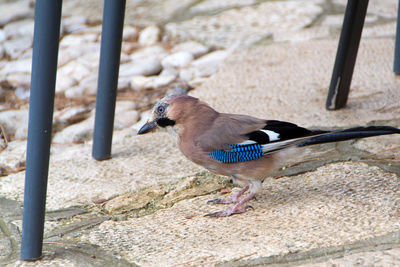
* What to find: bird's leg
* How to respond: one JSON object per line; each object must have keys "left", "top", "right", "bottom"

{"left": 207, "top": 185, "right": 249, "bottom": 204}
{"left": 204, "top": 192, "right": 256, "bottom": 217}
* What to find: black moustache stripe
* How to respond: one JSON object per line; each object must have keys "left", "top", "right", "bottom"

{"left": 156, "top": 118, "right": 176, "bottom": 127}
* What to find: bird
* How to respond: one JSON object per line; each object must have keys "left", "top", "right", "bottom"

{"left": 138, "top": 94, "right": 400, "bottom": 217}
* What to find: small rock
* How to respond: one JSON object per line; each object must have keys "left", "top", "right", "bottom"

{"left": 114, "top": 110, "right": 140, "bottom": 130}
{"left": 60, "top": 33, "right": 99, "bottom": 48}
{"left": 64, "top": 85, "right": 85, "bottom": 98}
{"left": 115, "top": 101, "right": 137, "bottom": 113}
{"left": 52, "top": 116, "right": 94, "bottom": 144}
{"left": 118, "top": 76, "right": 131, "bottom": 90}
{"left": 0, "top": 29, "right": 6, "bottom": 43}
{"left": 57, "top": 61, "right": 91, "bottom": 84}
{"left": 0, "top": 1, "right": 33, "bottom": 27}
{"left": 189, "top": 50, "right": 229, "bottom": 77}
{"left": 138, "top": 25, "right": 160, "bottom": 46}
{"left": 131, "top": 75, "right": 176, "bottom": 90}
{"left": 61, "top": 15, "right": 88, "bottom": 34}
{"left": 130, "top": 45, "right": 168, "bottom": 61}
{"left": 78, "top": 75, "right": 98, "bottom": 95}
{"left": 56, "top": 76, "right": 78, "bottom": 93}
{"left": 58, "top": 43, "right": 100, "bottom": 67}
{"left": 172, "top": 41, "right": 209, "bottom": 58}
{"left": 161, "top": 51, "right": 193, "bottom": 69}
{"left": 3, "top": 19, "right": 34, "bottom": 40}
{"left": 179, "top": 68, "right": 195, "bottom": 82}
{"left": 3, "top": 38, "right": 32, "bottom": 59}
{"left": 54, "top": 106, "right": 90, "bottom": 124}
{"left": 0, "top": 109, "right": 29, "bottom": 140}
{"left": 160, "top": 67, "right": 178, "bottom": 78}
{"left": 0, "top": 59, "right": 32, "bottom": 75}
{"left": 6, "top": 73, "right": 31, "bottom": 88}
{"left": 119, "top": 58, "right": 162, "bottom": 77}
{"left": 15, "top": 87, "right": 30, "bottom": 100}
{"left": 123, "top": 25, "right": 138, "bottom": 41}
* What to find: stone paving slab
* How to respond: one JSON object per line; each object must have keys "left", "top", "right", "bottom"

{"left": 81, "top": 162, "right": 399, "bottom": 266}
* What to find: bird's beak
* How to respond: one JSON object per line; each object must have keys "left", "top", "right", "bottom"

{"left": 138, "top": 120, "right": 157, "bottom": 135}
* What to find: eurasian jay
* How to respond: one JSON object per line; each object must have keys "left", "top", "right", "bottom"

{"left": 138, "top": 94, "right": 400, "bottom": 217}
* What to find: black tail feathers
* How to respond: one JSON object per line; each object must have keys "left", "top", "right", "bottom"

{"left": 298, "top": 126, "right": 400, "bottom": 147}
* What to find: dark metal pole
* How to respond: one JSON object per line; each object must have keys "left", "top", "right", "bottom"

{"left": 20, "top": 0, "right": 62, "bottom": 260}
{"left": 393, "top": 0, "right": 400, "bottom": 74}
{"left": 92, "top": 0, "right": 126, "bottom": 160}
{"left": 326, "top": 0, "right": 369, "bottom": 110}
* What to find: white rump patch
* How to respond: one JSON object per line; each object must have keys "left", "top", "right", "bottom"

{"left": 238, "top": 140, "right": 258, "bottom": 145}
{"left": 261, "top": 130, "right": 280, "bottom": 141}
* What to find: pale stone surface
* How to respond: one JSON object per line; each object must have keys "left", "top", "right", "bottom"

{"left": 114, "top": 110, "right": 140, "bottom": 130}
{"left": 130, "top": 74, "right": 176, "bottom": 90}
{"left": 52, "top": 116, "right": 95, "bottom": 144}
{"left": 0, "top": 140, "right": 26, "bottom": 170}
{"left": 3, "top": 37, "right": 32, "bottom": 59}
{"left": 57, "top": 61, "right": 91, "bottom": 86}
{"left": 180, "top": 49, "right": 230, "bottom": 81}
{"left": 138, "top": 25, "right": 161, "bottom": 46}
{"left": 0, "top": 0, "right": 33, "bottom": 27}
{"left": 161, "top": 51, "right": 194, "bottom": 69}
{"left": 119, "top": 58, "right": 162, "bottom": 77}
{"left": 122, "top": 25, "right": 138, "bottom": 42}
{"left": 355, "top": 132, "right": 400, "bottom": 159}
{"left": 171, "top": 41, "right": 210, "bottom": 58}
{"left": 300, "top": 248, "right": 400, "bottom": 267}
{"left": 130, "top": 45, "right": 168, "bottom": 61}
{"left": 3, "top": 19, "right": 34, "bottom": 40}
{"left": 0, "top": 132, "right": 202, "bottom": 210}
{"left": 0, "top": 109, "right": 28, "bottom": 140}
{"left": 81, "top": 162, "right": 400, "bottom": 266}
{"left": 165, "top": 1, "right": 323, "bottom": 47}
{"left": 189, "top": 0, "right": 257, "bottom": 13}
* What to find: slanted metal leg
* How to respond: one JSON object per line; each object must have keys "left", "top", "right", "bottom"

{"left": 20, "top": 0, "right": 63, "bottom": 261}
{"left": 326, "top": 0, "right": 369, "bottom": 110}
{"left": 394, "top": 0, "right": 400, "bottom": 74}
{"left": 92, "top": 0, "right": 126, "bottom": 160}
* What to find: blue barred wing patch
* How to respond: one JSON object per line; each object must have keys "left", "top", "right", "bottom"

{"left": 209, "top": 144, "right": 264, "bottom": 163}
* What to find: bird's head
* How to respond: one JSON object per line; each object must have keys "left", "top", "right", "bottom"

{"left": 137, "top": 94, "right": 198, "bottom": 135}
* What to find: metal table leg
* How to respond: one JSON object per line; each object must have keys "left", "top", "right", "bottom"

{"left": 92, "top": 0, "right": 126, "bottom": 160}
{"left": 326, "top": 0, "right": 369, "bottom": 110}
{"left": 394, "top": 0, "right": 400, "bottom": 74}
{"left": 20, "top": 0, "right": 63, "bottom": 260}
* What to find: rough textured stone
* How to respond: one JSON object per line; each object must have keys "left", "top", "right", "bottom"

{"left": 171, "top": 41, "right": 210, "bottom": 58}
{"left": 131, "top": 75, "right": 176, "bottom": 90}
{"left": 161, "top": 51, "right": 194, "bottom": 69}
{"left": 0, "top": 0, "right": 33, "bottom": 27}
{"left": 0, "top": 109, "right": 28, "bottom": 140}
{"left": 165, "top": 1, "right": 323, "bottom": 47}
{"left": 119, "top": 58, "right": 162, "bottom": 77}
{"left": 81, "top": 162, "right": 400, "bottom": 266}
{"left": 138, "top": 25, "right": 161, "bottom": 46}
{"left": 3, "top": 38, "right": 32, "bottom": 59}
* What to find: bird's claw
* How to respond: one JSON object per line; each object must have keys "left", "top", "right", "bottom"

{"left": 207, "top": 198, "right": 224, "bottom": 204}
{"left": 204, "top": 205, "right": 254, "bottom": 217}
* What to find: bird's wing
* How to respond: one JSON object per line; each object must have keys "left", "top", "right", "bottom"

{"left": 202, "top": 119, "right": 325, "bottom": 163}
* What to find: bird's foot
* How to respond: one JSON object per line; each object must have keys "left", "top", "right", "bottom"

{"left": 206, "top": 198, "right": 235, "bottom": 204}
{"left": 204, "top": 205, "right": 254, "bottom": 217}
{"left": 206, "top": 185, "right": 250, "bottom": 205}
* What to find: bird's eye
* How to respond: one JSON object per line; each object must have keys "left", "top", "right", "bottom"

{"left": 157, "top": 105, "right": 165, "bottom": 114}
